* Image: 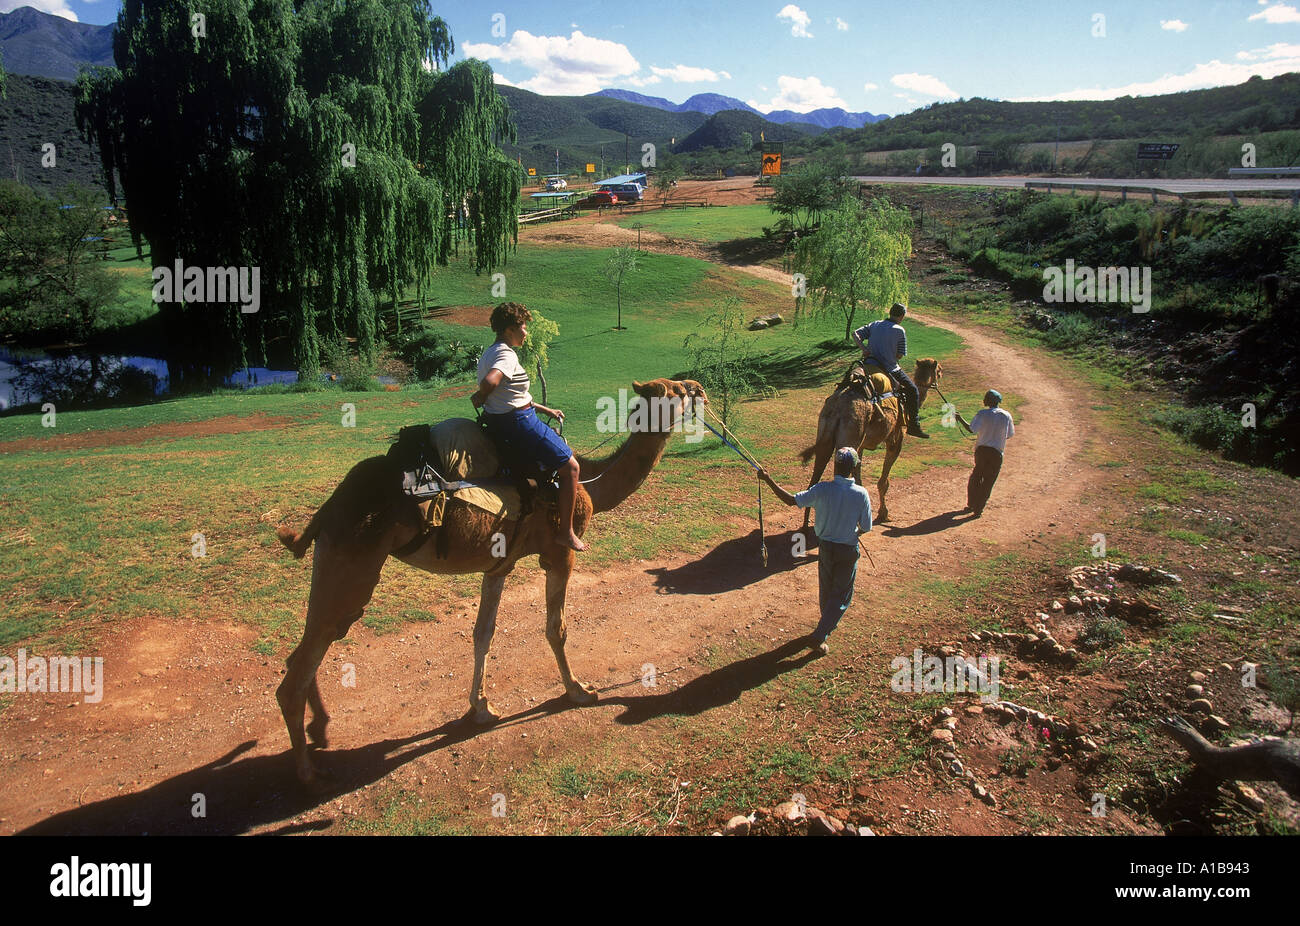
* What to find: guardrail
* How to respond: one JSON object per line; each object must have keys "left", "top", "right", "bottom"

{"left": 1025, "top": 180, "right": 1300, "bottom": 208}
{"left": 1228, "top": 167, "right": 1300, "bottom": 177}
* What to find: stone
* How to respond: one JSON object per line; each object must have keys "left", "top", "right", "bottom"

{"left": 774, "top": 801, "right": 806, "bottom": 824}
{"left": 1233, "top": 784, "right": 1265, "bottom": 812}
{"left": 1206, "top": 714, "right": 1231, "bottom": 731}
{"left": 1036, "top": 612, "right": 1051, "bottom": 622}
{"left": 1051, "top": 600, "right": 1065, "bottom": 612}
{"left": 942, "top": 750, "right": 957, "bottom": 760}
{"left": 852, "top": 785, "right": 871, "bottom": 802}
{"left": 930, "top": 728, "right": 954, "bottom": 743}
{"left": 1189, "top": 698, "right": 1214, "bottom": 714}
{"left": 936, "top": 707, "right": 955, "bottom": 719}
{"left": 964, "top": 705, "right": 984, "bottom": 715}
{"left": 949, "top": 760, "right": 965, "bottom": 776}
{"left": 724, "top": 815, "right": 751, "bottom": 836}
{"left": 1066, "top": 595, "right": 1084, "bottom": 611}
{"left": 1077, "top": 736, "right": 1099, "bottom": 752}
{"left": 1186, "top": 685, "right": 1204, "bottom": 698}
{"left": 1220, "top": 663, "right": 1234, "bottom": 672}
{"left": 806, "top": 808, "right": 844, "bottom": 836}
{"left": 1189, "top": 671, "right": 1208, "bottom": 684}
{"left": 859, "top": 826, "right": 876, "bottom": 836}
{"left": 942, "top": 717, "right": 959, "bottom": 730}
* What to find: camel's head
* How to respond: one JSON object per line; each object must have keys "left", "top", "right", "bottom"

{"left": 914, "top": 358, "right": 941, "bottom": 399}
{"left": 626, "top": 379, "right": 709, "bottom": 436}
{"left": 631, "top": 378, "right": 709, "bottom": 404}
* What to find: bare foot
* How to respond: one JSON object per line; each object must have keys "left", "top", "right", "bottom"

{"left": 556, "top": 531, "right": 587, "bottom": 552}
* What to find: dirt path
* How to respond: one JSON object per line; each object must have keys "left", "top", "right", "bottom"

{"left": 0, "top": 218, "right": 1105, "bottom": 835}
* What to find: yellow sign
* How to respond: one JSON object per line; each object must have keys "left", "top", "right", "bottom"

{"left": 528, "top": 167, "right": 536, "bottom": 176}
{"left": 586, "top": 163, "right": 596, "bottom": 173}
{"left": 761, "top": 152, "right": 782, "bottom": 176}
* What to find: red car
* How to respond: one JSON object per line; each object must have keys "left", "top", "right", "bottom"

{"left": 578, "top": 190, "right": 621, "bottom": 208}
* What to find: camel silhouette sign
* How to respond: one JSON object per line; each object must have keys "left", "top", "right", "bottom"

{"left": 761, "top": 152, "right": 782, "bottom": 176}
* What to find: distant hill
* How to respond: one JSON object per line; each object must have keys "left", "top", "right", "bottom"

{"left": 0, "top": 73, "right": 106, "bottom": 194}
{"left": 0, "top": 6, "right": 114, "bottom": 81}
{"left": 591, "top": 88, "right": 885, "bottom": 128}
{"left": 844, "top": 73, "right": 1300, "bottom": 150}
{"left": 675, "top": 109, "right": 818, "bottom": 153}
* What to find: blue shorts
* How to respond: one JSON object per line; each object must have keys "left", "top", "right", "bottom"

{"left": 483, "top": 406, "right": 573, "bottom": 474}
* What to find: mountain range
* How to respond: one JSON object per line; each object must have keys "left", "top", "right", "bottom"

{"left": 0, "top": 6, "right": 114, "bottom": 82}
{"left": 592, "top": 88, "right": 888, "bottom": 129}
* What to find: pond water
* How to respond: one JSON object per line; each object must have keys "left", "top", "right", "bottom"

{"left": 0, "top": 347, "right": 301, "bottom": 410}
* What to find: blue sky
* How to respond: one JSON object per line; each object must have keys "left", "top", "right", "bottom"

{"left": 21, "top": 0, "right": 1300, "bottom": 115}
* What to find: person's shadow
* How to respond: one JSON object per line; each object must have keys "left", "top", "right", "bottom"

{"left": 647, "top": 528, "right": 816, "bottom": 594}
{"left": 880, "top": 510, "right": 973, "bottom": 537}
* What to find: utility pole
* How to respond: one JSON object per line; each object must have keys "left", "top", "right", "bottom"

{"left": 1053, "top": 114, "right": 1060, "bottom": 173}
{"left": 624, "top": 132, "right": 629, "bottom": 175}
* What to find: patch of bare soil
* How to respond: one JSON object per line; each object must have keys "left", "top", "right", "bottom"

{"left": 0, "top": 412, "right": 297, "bottom": 453}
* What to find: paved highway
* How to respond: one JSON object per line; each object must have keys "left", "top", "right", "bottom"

{"left": 851, "top": 175, "right": 1300, "bottom": 194}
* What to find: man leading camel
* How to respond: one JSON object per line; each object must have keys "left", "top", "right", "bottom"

{"left": 853, "top": 302, "right": 929, "bottom": 439}
{"left": 957, "top": 390, "right": 1014, "bottom": 518}
{"left": 758, "top": 448, "right": 873, "bottom": 656}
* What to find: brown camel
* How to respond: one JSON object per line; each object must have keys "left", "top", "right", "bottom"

{"left": 273, "top": 377, "right": 707, "bottom": 788}
{"left": 799, "top": 358, "right": 941, "bottom": 525}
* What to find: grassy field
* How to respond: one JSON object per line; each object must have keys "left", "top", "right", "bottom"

{"left": 613, "top": 204, "right": 777, "bottom": 242}
{"left": 0, "top": 240, "right": 967, "bottom": 657}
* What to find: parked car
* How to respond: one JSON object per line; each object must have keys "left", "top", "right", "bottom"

{"left": 577, "top": 190, "right": 620, "bottom": 208}
{"left": 545, "top": 177, "right": 568, "bottom": 191}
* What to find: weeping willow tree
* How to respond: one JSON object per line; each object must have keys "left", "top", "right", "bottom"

{"left": 75, "top": 0, "right": 518, "bottom": 388}
{"left": 794, "top": 196, "right": 913, "bottom": 341}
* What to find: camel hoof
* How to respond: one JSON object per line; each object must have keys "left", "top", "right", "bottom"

{"left": 296, "top": 762, "right": 332, "bottom": 794}
{"left": 306, "top": 718, "right": 330, "bottom": 747}
{"left": 471, "top": 702, "right": 502, "bottom": 725}
{"left": 877, "top": 511, "right": 890, "bottom": 523}
{"left": 566, "top": 682, "right": 599, "bottom": 705}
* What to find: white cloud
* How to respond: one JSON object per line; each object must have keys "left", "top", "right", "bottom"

{"left": 890, "top": 72, "right": 958, "bottom": 99}
{"left": 492, "top": 72, "right": 517, "bottom": 87}
{"left": 1249, "top": 3, "right": 1300, "bottom": 23}
{"left": 462, "top": 30, "right": 640, "bottom": 95}
{"left": 1, "top": 0, "right": 77, "bottom": 20}
{"left": 863, "top": 82, "right": 879, "bottom": 91}
{"left": 749, "top": 74, "right": 847, "bottom": 112}
{"left": 778, "top": 5, "right": 813, "bottom": 38}
{"left": 835, "top": 17, "right": 849, "bottom": 31}
{"left": 650, "top": 64, "right": 729, "bottom": 83}
{"left": 1161, "top": 19, "right": 1189, "bottom": 32}
{"left": 625, "top": 73, "right": 662, "bottom": 87}
{"left": 1012, "top": 48, "right": 1300, "bottom": 101}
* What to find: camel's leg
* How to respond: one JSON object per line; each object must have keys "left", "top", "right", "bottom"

{"left": 469, "top": 573, "right": 507, "bottom": 724}
{"left": 305, "top": 675, "right": 329, "bottom": 747}
{"left": 277, "top": 535, "right": 385, "bottom": 790}
{"left": 803, "top": 442, "right": 833, "bottom": 531}
{"left": 876, "top": 430, "right": 904, "bottom": 523}
{"left": 541, "top": 549, "right": 597, "bottom": 703}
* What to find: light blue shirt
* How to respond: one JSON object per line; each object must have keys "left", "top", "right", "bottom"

{"left": 854, "top": 319, "right": 907, "bottom": 373}
{"left": 793, "top": 476, "right": 873, "bottom": 545}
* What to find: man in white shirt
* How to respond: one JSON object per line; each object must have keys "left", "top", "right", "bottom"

{"left": 957, "top": 390, "right": 1014, "bottom": 518}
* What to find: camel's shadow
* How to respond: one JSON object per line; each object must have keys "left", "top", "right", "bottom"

{"left": 880, "top": 510, "right": 972, "bottom": 537}
{"left": 18, "top": 639, "right": 815, "bottom": 835}
{"left": 647, "top": 528, "right": 816, "bottom": 594}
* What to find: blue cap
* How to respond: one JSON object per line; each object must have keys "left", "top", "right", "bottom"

{"left": 985, "top": 389, "right": 1002, "bottom": 406}
{"left": 835, "top": 447, "right": 860, "bottom": 468}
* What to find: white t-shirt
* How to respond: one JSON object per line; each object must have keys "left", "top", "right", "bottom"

{"left": 971, "top": 407, "right": 1014, "bottom": 453}
{"left": 477, "top": 342, "right": 532, "bottom": 413}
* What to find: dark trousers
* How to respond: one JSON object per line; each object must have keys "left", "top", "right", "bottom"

{"left": 814, "top": 540, "right": 860, "bottom": 641}
{"left": 890, "top": 367, "right": 921, "bottom": 424}
{"left": 967, "top": 445, "right": 1004, "bottom": 514}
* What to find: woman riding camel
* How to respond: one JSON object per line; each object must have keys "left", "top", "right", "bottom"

{"left": 471, "top": 302, "right": 586, "bottom": 552}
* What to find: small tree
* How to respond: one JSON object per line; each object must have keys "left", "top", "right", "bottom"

{"left": 794, "top": 195, "right": 913, "bottom": 341}
{"left": 652, "top": 164, "right": 682, "bottom": 206}
{"left": 519, "top": 309, "right": 559, "bottom": 404}
{"left": 769, "top": 157, "right": 854, "bottom": 233}
{"left": 683, "top": 296, "right": 772, "bottom": 428}
{"left": 604, "top": 246, "right": 639, "bottom": 330}
{"left": 0, "top": 181, "right": 120, "bottom": 352}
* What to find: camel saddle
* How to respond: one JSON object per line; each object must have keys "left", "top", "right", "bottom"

{"left": 836, "top": 360, "right": 895, "bottom": 403}
{"left": 389, "top": 419, "right": 562, "bottom": 558}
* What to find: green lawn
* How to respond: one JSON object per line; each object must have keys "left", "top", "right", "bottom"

{"left": 614, "top": 204, "right": 778, "bottom": 243}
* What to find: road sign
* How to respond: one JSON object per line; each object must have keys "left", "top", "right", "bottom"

{"left": 528, "top": 167, "right": 536, "bottom": 176}
{"left": 586, "top": 163, "right": 595, "bottom": 173}
{"left": 1137, "top": 143, "right": 1180, "bottom": 160}
{"left": 761, "top": 151, "right": 782, "bottom": 176}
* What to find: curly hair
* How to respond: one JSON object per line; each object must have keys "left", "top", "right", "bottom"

{"left": 490, "top": 302, "right": 532, "bottom": 336}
